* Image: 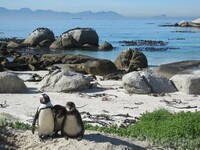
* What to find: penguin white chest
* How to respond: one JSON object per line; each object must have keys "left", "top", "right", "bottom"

{"left": 64, "top": 115, "right": 81, "bottom": 136}
{"left": 38, "top": 109, "right": 54, "bottom": 136}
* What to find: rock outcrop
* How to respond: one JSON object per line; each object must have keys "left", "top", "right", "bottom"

{"left": 170, "top": 70, "right": 200, "bottom": 94}
{"left": 99, "top": 41, "right": 113, "bottom": 51}
{"left": 23, "top": 27, "right": 55, "bottom": 46}
{"left": 59, "top": 28, "right": 99, "bottom": 49}
{"left": 0, "top": 72, "right": 28, "bottom": 93}
{"left": 83, "top": 59, "right": 117, "bottom": 76}
{"left": 140, "top": 69, "right": 177, "bottom": 93}
{"left": 7, "top": 41, "right": 20, "bottom": 49}
{"left": 38, "top": 70, "right": 90, "bottom": 92}
{"left": 49, "top": 39, "right": 64, "bottom": 49}
{"left": 114, "top": 48, "right": 148, "bottom": 72}
{"left": 154, "top": 60, "right": 200, "bottom": 78}
{"left": 122, "top": 69, "right": 177, "bottom": 94}
{"left": 122, "top": 71, "right": 151, "bottom": 94}
{"left": 160, "top": 18, "right": 200, "bottom": 28}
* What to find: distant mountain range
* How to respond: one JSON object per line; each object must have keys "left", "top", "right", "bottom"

{"left": 0, "top": 7, "right": 125, "bottom": 19}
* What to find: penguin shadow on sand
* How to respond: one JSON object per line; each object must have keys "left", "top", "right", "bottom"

{"left": 84, "top": 133, "right": 146, "bottom": 150}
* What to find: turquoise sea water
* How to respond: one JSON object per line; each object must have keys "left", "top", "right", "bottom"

{"left": 0, "top": 18, "right": 200, "bottom": 66}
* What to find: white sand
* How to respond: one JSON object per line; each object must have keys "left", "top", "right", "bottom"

{"left": 0, "top": 70, "right": 199, "bottom": 149}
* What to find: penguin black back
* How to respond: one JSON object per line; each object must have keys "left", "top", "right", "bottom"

{"left": 53, "top": 105, "right": 66, "bottom": 136}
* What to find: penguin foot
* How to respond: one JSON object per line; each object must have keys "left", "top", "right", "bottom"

{"left": 77, "top": 136, "right": 82, "bottom": 141}
{"left": 48, "top": 136, "right": 53, "bottom": 141}
{"left": 39, "top": 136, "right": 45, "bottom": 142}
{"left": 65, "top": 136, "right": 69, "bottom": 140}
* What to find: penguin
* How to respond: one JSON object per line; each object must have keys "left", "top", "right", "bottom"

{"left": 62, "top": 102, "right": 84, "bottom": 140}
{"left": 32, "top": 94, "right": 54, "bottom": 141}
{"left": 52, "top": 105, "right": 66, "bottom": 137}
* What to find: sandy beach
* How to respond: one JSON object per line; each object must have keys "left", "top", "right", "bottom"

{"left": 0, "top": 70, "right": 199, "bottom": 149}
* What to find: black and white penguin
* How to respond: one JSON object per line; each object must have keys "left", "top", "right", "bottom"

{"left": 32, "top": 94, "right": 54, "bottom": 141}
{"left": 61, "top": 102, "right": 84, "bottom": 140}
{"left": 52, "top": 105, "right": 66, "bottom": 136}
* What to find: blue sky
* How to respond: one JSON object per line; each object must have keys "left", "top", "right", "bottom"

{"left": 0, "top": 0, "right": 199, "bottom": 17}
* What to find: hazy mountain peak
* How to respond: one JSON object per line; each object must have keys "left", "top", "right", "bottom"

{"left": 0, "top": 7, "right": 125, "bottom": 19}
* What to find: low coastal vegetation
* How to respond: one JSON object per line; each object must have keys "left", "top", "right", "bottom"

{"left": 1, "top": 109, "right": 200, "bottom": 149}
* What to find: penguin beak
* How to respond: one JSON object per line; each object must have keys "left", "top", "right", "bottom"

{"left": 66, "top": 106, "right": 70, "bottom": 112}
{"left": 66, "top": 105, "right": 75, "bottom": 112}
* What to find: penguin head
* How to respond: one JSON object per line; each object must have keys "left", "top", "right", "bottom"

{"left": 65, "top": 102, "right": 76, "bottom": 112}
{"left": 40, "top": 93, "right": 50, "bottom": 104}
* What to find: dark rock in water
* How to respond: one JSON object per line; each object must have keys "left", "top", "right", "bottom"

{"left": 168, "top": 38, "right": 185, "bottom": 41}
{"left": 99, "top": 41, "right": 113, "bottom": 51}
{"left": 171, "top": 30, "right": 196, "bottom": 33}
{"left": 23, "top": 27, "right": 55, "bottom": 46}
{"left": 159, "top": 24, "right": 176, "bottom": 27}
{"left": 154, "top": 60, "right": 200, "bottom": 78}
{"left": 83, "top": 59, "right": 117, "bottom": 76}
{"left": 0, "top": 37, "right": 24, "bottom": 44}
{"left": 119, "top": 40, "right": 168, "bottom": 46}
{"left": 160, "top": 19, "right": 200, "bottom": 28}
{"left": 135, "top": 47, "right": 179, "bottom": 52}
{"left": 114, "top": 48, "right": 148, "bottom": 72}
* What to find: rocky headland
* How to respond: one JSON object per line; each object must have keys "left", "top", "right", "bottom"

{"left": 160, "top": 18, "right": 200, "bottom": 28}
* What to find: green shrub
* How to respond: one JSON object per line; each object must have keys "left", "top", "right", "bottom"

{"left": 0, "top": 118, "right": 31, "bottom": 130}
{"left": 84, "top": 109, "right": 200, "bottom": 149}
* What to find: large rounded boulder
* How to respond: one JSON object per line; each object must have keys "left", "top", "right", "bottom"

{"left": 38, "top": 70, "right": 90, "bottom": 92}
{"left": 99, "top": 41, "right": 113, "bottom": 51}
{"left": 49, "top": 39, "right": 64, "bottom": 49}
{"left": 122, "top": 71, "right": 151, "bottom": 94}
{"left": 83, "top": 59, "right": 117, "bottom": 76}
{"left": 23, "top": 28, "right": 55, "bottom": 46}
{"left": 170, "top": 70, "right": 200, "bottom": 94}
{"left": 122, "top": 69, "right": 177, "bottom": 94}
{"left": 114, "top": 48, "right": 148, "bottom": 72}
{"left": 61, "top": 28, "right": 99, "bottom": 48}
{"left": 0, "top": 72, "right": 28, "bottom": 93}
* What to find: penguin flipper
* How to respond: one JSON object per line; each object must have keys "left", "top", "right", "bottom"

{"left": 32, "top": 110, "right": 39, "bottom": 134}
{"left": 75, "top": 110, "right": 85, "bottom": 136}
